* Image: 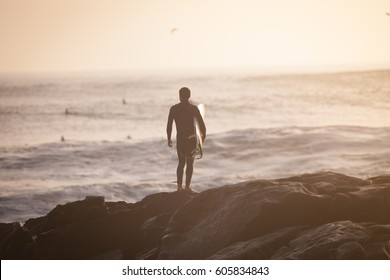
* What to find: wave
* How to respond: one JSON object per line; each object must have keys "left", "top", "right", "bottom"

{"left": 0, "top": 125, "right": 389, "bottom": 222}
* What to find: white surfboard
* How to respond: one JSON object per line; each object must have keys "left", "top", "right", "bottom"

{"left": 194, "top": 104, "right": 205, "bottom": 159}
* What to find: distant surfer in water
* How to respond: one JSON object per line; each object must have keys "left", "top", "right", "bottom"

{"left": 167, "top": 87, "right": 206, "bottom": 191}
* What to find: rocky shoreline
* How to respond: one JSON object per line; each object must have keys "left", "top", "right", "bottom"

{"left": 1, "top": 172, "right": 390, "bottom": 260}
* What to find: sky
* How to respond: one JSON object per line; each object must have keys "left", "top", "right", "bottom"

{"left": 0, "top": 0, "right": 390, "bottom": 73}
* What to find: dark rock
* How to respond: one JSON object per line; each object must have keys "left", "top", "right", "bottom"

{"left": 208, "top": 226, "right": 308, "bottom": 259}
{"left": 134, "top": 190, "right": 197, "bottom": 215}
{"left": 333, "top": 241, "right": 366, "bottom": 259}
{"left": 368, "top": 175, "right": 390, "bottom": 185}
{"left": 24, "top": 196, "right": 108, "bottom": 236}
{"left": 363, "top": 240, "right": 390, "bottom": 259}
{"left": 33, "top": 207, "right": 145, "bottom": 259}
{"left": 131, "top": 212, "right": 173, "bottom": 259}
{"left": 209, "top": 221, "right": 390, "bottom": 260}
{"left": 92, "top": 249, "right": 123, "bottom": 260}
{"left": 159, "top": 172, "right": 390, "bottom": 259}
{"left": 4, "top": 172, "right": 390, "bottom": 260}
{"left": 106, "top": 201, "right": 135, "bottom": 214}
{"left": 276, "top": 172, "right": 370, "bottom": 188}
{"left": 33, "top": 190, "right": 195, "bottom": 259}
{"left": 272, "top": 221, "right": 370, "bottom": 259}
{"left": 137, "top": 247, "right": 160, "bottom": 260}
{"left": 0, "top": 222, "right": 33, "bottom": 259}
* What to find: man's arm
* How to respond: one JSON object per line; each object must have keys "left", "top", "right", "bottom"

{"left": 166, "top": 107, "right": 174, "bottom": 147}
{"left": 195, "top": 107, "right": 206, "bottom": 141}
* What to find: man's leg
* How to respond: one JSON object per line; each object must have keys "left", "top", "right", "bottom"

{"left": 185, "top": 157, "right": 194, "bottom": 189}
{"left": 177, "top": 153, "right": 186, "bottom": 190}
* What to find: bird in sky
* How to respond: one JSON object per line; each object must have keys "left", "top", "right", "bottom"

{"left": 386, "top": 12, "right": 390, "bottom": 16}
{"left": 171, "top": 28, "right": 178, "bottom": 34}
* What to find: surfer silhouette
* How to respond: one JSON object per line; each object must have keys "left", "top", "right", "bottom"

{"left": 167, "top": 87, "right": 206, "bottom": 191}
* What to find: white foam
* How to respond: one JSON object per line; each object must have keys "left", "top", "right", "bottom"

{"left": 0, "top": 126, "right": 389, "bottom": 222}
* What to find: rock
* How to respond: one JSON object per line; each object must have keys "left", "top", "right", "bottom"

{"left": 208, "top": 226, "right": 308, "bottom": 259}
{"left": 106, "top": 201, "right": 135, "bottom": 214}
{"left": 276, "top": 172, "right": 370, "bottom": 188}
{"left": 33, "top": 208, "right": 144, "bottom": 259}
{"left": 363, "top": 241, "right": 390, "bottom": 259}
{"left": 272, "top": 220, "right": 370, "bottom": 259}
{"left": 3, "top": 172, "right": 390, "bottom": 260}
{"left": 133, "top": 212, "right": 173, "bottom": 259}
{"left": 24, "top": 196, "right": 108, "bottom": 236}
{"left": 137, "top": 247, "right": 160, "bottom": 260}
{"left": 0, "top": 222, "right": 33, "bottom": 259}
{"left": 209, "top": 221, "right": 390, "bottom": 260}
{"left": 159, "top": 172, "right": 390, "bottom": 259}
{"left": 368, "top": 175, "right": 390, "bottom": 185}
{"left": 33, "top": 190, "right": 195, "bottom": 259}
{"left": 334, "top": 241, "right": 366, "bottom": 259}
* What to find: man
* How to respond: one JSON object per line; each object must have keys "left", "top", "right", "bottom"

{"left": 167, "top": 87, "right": 206, "bottom": 191}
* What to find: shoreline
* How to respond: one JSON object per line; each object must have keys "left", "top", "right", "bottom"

{"left": 1, "top": 125, "right": 390, "bottom": 223}
{"left": 1, "top": 171, "right": 390, "bottom": 260}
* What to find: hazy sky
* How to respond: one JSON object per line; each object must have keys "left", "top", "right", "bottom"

{"left": 1, "top": 0, "right": 390, "bottom": 73}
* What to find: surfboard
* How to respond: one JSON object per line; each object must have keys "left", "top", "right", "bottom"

{"left": 194, "top": 104, "right": 205, "bottom": 159}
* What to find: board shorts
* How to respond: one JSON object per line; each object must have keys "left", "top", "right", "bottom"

{"left": 177, "top": 134, "right": 198, "bottom": 159}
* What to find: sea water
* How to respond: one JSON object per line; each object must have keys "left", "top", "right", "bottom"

{"left": 0, "top": 70, "right": 389, "bottom": 222}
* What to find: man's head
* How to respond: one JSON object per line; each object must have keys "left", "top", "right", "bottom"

{"left": 179, "top": 87, "right": 191, "bottom": 102}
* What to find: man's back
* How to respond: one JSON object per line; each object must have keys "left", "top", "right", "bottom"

{"left": 169, "top": 102, "right": 205, "bottom": 139}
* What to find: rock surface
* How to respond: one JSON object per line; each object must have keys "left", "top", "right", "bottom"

{"left": 1, "top": 172, "right": 389, "bottom": 259}
{"left": 0, "top": 222, "right": 33, "bottom": 259}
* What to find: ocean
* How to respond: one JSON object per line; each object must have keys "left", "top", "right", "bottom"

{"left": 0, "top": 69, "right": 390, "bottom": 222}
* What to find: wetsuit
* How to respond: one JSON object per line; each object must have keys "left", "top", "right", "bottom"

{"left": 167, "top": 101, "right": 206, "bottom": 188}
